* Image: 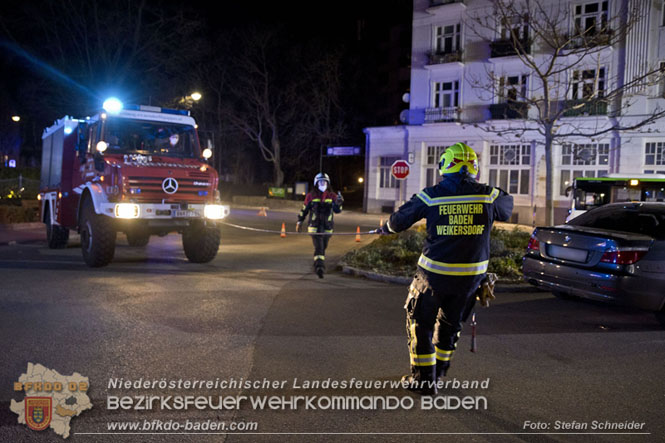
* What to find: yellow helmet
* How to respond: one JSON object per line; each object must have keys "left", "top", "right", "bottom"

{"left": 438, "top": 142, "right": 478, "bottom": 176}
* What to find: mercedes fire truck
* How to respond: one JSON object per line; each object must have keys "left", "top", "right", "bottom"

{"left": 39, "top": 101, "right": 229, "bottom": 267}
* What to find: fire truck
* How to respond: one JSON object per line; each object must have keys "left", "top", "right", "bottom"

{"left": 39, "top": 99, "right": 229, "bottom": 267}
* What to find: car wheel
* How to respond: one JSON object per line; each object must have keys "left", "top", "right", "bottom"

{"left": 45, "top": 205, "right": 69, "bottom": 249}
{"left": 182, "top": 221, "right": 220, "bottom": 263}
{"left": 79, "top": 197, "right": 116, "bottom": 267}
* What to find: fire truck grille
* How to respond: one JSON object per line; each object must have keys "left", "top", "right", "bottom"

{"left": 125, "top": 176, "right": 211, "bottom": 201}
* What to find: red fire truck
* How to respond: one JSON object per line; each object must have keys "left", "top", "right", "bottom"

{"left": 39, "top": 100, "right": 229, "bottom": 267}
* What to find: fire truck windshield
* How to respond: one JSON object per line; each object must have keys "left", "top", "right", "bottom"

{"left": 102, "top": 118, "right": 197, "bottom": 158}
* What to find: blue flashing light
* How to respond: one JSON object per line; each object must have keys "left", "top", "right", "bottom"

{"left": 198, "top": 191, "right": 209, "bottom": 196}
{"left": 161, "top": 108, "right": 190, "bottom": 116}
{"left": 103, "top": 97, "right": 124, "bottom": 114}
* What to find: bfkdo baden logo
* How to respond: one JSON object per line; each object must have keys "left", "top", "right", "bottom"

{"left": 25, "top": 397, "right": 52, "bottom": 431}
{"left": 10, "top": 363, "right": 92, "bottom": 439}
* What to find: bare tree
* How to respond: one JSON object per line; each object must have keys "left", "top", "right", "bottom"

{"left": 220, "top": 27, "right": 348, "bottom": 186}
{"left": 466, "top": 0, "right": 665, "bottom": 224}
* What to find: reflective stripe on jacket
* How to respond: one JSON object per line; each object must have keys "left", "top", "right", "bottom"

{"left": 297, "top": 190, "right": 342, "bottom": 233}
{"left": 387, "top": 175, "right": 513, "bottom": 276}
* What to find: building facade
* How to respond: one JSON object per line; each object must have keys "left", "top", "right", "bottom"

{"left": 364, "top": 0, "right": 665, "bottom": 224}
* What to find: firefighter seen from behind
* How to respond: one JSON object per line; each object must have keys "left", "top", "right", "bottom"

{"left": 377, "top": 142, "right": 513, "bottom": 395}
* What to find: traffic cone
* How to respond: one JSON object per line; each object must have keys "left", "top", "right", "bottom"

{"left": 281, "top": 222, "right": 286, "bottom": 238}
{"left": 258, "top": 207, "right": 267, "bottom": 216}
{"left": 355, "top": 226, "right": 361, "bottom": 242}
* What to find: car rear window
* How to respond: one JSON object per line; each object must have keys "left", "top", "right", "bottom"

{"left": 568, "top": 206, "right": 665, "bottom": 239}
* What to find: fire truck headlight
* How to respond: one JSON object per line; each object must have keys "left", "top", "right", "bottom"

{"left": 204, "top": 204, "right": 227, "bottom": 220}
{"left": 96, "top": 141, "right": 108, "bottom": 153}
{"left": 115, "top": 203, "right": 140, "bottom": 219}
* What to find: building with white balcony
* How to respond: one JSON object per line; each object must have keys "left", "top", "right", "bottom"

{"left": 363, "top": 0, "right": 665, "bottom": 224}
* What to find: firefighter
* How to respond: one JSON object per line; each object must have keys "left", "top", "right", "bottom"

{"left": 296, "top": 173, "right": 344, "bottom": 278}
{"left": 377, "top": 143, "right": 513, "bottom": 395}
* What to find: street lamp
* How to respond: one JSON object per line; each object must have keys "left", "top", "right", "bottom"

{"left": 178, "top": 92, "right": 203, "bottom": 109}
{"left": 11, "top": 116, "right": 20, "bottom": 122}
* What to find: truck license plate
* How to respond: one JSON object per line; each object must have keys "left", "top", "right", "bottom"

{"left": 175, "top": 210, "right": 199, "bottom": 218}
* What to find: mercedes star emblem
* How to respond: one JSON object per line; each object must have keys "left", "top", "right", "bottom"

{"left": 162, "top": 177, "right": 178, "bottom": 194}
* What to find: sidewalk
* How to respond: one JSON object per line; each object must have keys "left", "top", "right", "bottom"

{"left": 0, "top": 222, "right": 45, "bottom": 246}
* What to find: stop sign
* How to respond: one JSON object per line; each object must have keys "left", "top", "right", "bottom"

{"left": 391, "top": 160, "right": 410, "bottom": 180}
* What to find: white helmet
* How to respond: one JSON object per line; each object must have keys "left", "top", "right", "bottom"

{"left": 313, "top": 172, "right": 330, "bottom": 187}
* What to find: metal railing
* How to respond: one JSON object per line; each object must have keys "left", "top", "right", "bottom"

{"left": 489, "top": 38, "right": 531, "bottom": 58}
{"left": 429, "top": 0, "right": 465, "bottom": 6}
{"left": 562, "top": 100, "right": 608, "bottom": 117}
{"left": 428, "top": 50, "right": 463, "bottom": 65}
{"left": 565, "top": 30, "right": 612, "bottom": 49}
{"left": 425, "top": 107, "right": 459, "bottom": 123}
{"left": 489, "top": 102, "right": 529, "bottom": 119}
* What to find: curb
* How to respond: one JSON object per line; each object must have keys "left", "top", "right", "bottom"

{"left": 341, "top": 264, "right": 535, "bottom": 292}
{"left": 341, "top": 265, "right": 410, "bottom": 285}
{"left": 0, "top": 222, "right": 43, "bottom": 231}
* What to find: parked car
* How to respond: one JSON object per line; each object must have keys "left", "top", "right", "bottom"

{"left": 523, "top": 202, "right": 665, "bottom": 325}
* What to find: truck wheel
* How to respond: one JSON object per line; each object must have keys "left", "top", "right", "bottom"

{"left": 45, "top": 206, "right": 69, "bottom": 249}
{"left": 182, "top": 221, "right": 220, "bottom": 263}
{"left": 79, "top": 198, "right": 116, "bottom": 267}
{"left": 126, "top": 230, "right": 150, "bottom": 247}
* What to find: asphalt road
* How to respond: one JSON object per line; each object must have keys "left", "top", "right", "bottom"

{"left": 0, "top": 209, "right": 663, "bottom": 442}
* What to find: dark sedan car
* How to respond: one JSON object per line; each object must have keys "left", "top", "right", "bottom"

{"left": 523, "top": 202, "right": 665, "bottom": 324}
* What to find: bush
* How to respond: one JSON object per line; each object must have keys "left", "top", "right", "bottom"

{"left": 341, "top": 225, "right": 531, "bottom": 281}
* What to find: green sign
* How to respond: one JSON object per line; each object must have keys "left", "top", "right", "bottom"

{"left": 268, "top": 187, "right": 286, "bottom": 198}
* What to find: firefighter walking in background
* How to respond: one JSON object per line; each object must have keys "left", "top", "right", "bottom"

{"left": 377, "top": 143, "right": 513, "bottom": 395}
{"left": 296, "top": 173, "right": 343, "bottom": 278}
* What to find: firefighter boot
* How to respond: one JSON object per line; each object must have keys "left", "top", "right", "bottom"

{"left": 314, "top": 258, "right": 325, "bottom": 278}
{"left": 401, "top": 370, "right": 437, "bottom": 396}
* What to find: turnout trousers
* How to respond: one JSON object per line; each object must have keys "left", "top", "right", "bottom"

{"left": 311, "top": 233, "right": 331, "bottom": 270}
{"left": 405, "top": 268, "right": 482, "bottom": 382}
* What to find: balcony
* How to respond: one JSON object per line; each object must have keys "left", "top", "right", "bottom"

{"left": 489, "top": 38, "right": 531, "bottom": 58}
{"left": 426, "top": 0, "right": 466, "bottom": 14}
{"left": 562, "top": 100, "right": 608, "bottom": 117}
{"left": 566, "top": 30, "right": 612, "bottom": 50}
{"left": 425, "top": 107, "right": 459, "bottom": 123}
{"left": 428, "top": 50, "right": 463, "bottom": 65}
{"left": 429, "top": 0, "right": 465, "bottom": 5}
{"left": 489, "top": 102, "right": 528, "bottom": 119}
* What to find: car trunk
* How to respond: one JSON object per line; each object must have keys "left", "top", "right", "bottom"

{"left": 532, "top": 225, "right": 654, "bottom": 268}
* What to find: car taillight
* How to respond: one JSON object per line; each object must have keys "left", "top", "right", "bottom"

{"left": 600, "top": 250, "right": 648, "bottom": 265}
{"left": 527, "top": 235, "right": 540, "bottom": 252}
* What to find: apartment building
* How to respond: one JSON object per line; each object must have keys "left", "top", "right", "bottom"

{"left": 363, "top": 0, "right": 665, "bottom": 224}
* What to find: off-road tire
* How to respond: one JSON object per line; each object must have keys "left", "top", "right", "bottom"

{"left": 45, "top": 206, "right": 69, "bottom": 249}
{"left": 182, "top": 221, "right": 220, "bottom": 263}
{"left": 126, "top": 230, "right": 150, "bottom": 247}
{"left": 79, "top": 197, "right": 116, "bottom": 267}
